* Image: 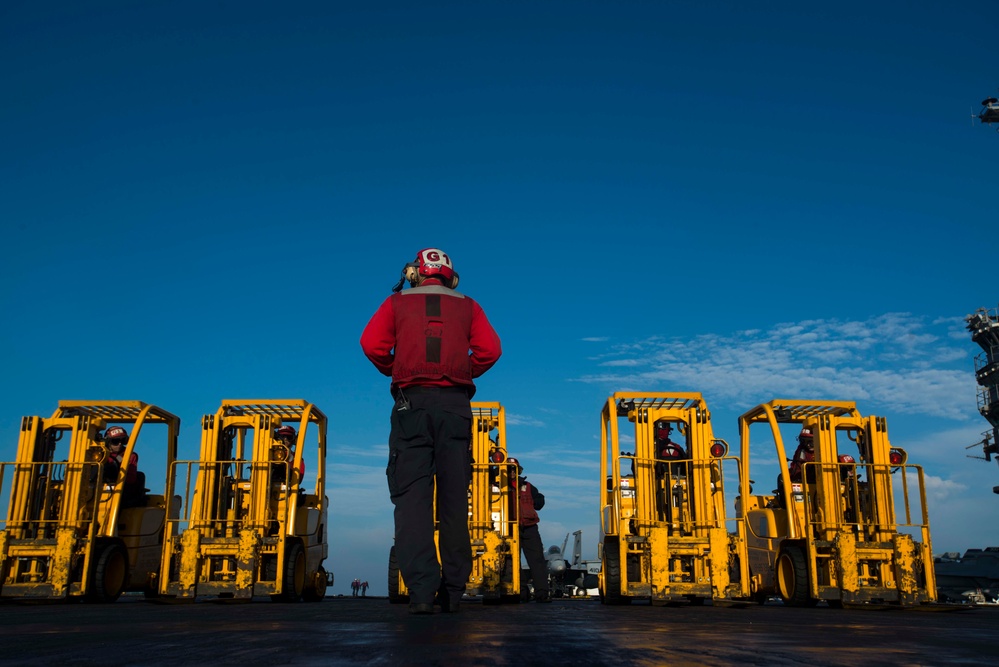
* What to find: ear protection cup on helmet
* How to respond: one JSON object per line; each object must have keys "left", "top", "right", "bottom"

{"left": 404, "top": 264, "right": 420, "bottom": 288}
{"left": 392, "top": 262, "right": 420, "bottom": 293}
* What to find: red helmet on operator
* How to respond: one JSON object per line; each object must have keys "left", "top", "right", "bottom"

{"left": 105, "top": 426, "right": 128, "bottom": 445}
{"left": 837, "top": 453, "right": 856, "bottom": 479}
{"left": 798, "top": 428, "right": 814, "bottom": 446}
{"left": 275, "top": 426, "right": 297, "bottom": 442}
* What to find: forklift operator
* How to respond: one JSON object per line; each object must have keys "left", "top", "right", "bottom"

{"left": 788, "top": 428, "right": 815, "bottom": 483}
{"left": 654, "top": 421, "right": 687, "bottom": 522}
{"left": 272, "top": 425, "right": 305, "bottom": 483}
{"left": 104, "top": 426, "right": 145, "bottom": 507}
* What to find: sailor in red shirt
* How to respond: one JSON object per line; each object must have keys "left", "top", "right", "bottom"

{"left": 788, "top": 428, "right": 815, "bottom": 483}
{"left": 509, "top": 458, "right": 550, "bottom": 603}
{"left": 272, "top": 425, "right": 306, "bottom": 484}
{"left": 103, "top": 426, "right": 146, "bottom": 507}
{"left": 361, "top": 248, "right": 501, "bottom": 615}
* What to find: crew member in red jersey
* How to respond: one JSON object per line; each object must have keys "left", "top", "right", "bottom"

{"left": 361, "top": 248, "right": 501, "bottom": 615}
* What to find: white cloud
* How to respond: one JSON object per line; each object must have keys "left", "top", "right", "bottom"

{"left": 923, "top": 474, "right": 968, "bottom": 504}
{"left": 574, "top": 312, "right": 979, "bottom": 421}
{"left": 334, "top": 443, "right": 388, "bottom": 459}
{"left": 600, "top": 359, "right": 643, "bottom": 367}
{"left": 328, "top": 462, "right": 392, "bottom": 519}
{"left": 506, "top": 413, "right": 546, "bottom": 427}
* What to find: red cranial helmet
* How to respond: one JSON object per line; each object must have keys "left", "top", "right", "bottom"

{"left": 799, "top": 428, "right": 814, "bottom": 445}
{"left": 275, "top": 426, "right": 297, "bottom": 442}
{"left": 415, "top": 248, "right": 458, "bottom": 288}
{"left": 837, "top": 454, "right": 856, "bottom": 478}
{"left": 105, "top": 426, "right": 128, "bottom": 444}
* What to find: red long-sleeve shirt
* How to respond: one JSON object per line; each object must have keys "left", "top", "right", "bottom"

{"left": 360, "top": 278, "right": 501, "bottom": 389}
{"left": 105, "top": 451, "right": 138, "bottom": 485}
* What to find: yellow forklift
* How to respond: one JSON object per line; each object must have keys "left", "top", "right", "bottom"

{"left": 160, "top": 399, "right": 329, "bottom": 601}
{"left": 736, "top": 399, "right": 936, "bottom": 607}
{"left": 0, "top": 400, "right": 180, "bottom": 602}
{"left": 599, "top": 393, "right": 749, "bottom": 605}
{"left": 389, "top": 401, "right": 521, "bottom": 604}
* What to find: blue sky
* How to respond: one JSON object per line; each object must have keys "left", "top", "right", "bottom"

{"left": 2, "top": 1, "right": 997, "bottom": 596}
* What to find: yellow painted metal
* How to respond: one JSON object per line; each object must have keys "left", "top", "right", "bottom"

{"left": 236, "top": 528, "right": 261, "bottom": 596}
{"left": 834, "top": 530, "right": 859, "bottom": 594}
{"left": 598, "top": 392, "right": 749, "bottom": 605}
{"left": 0, "top": 400, "right": 180, "bottom": 601}
{"left": 468, "top": 402, "right": 520, "bottom": 600}
{"left": 393, "top": 402, "right": 521, "bottom": 603}
{"left": 646, "top": 526, "right": 671, "bottom": 596}
{"left": 736, "top": 398, "right": 936, "bottom": 607}
{"left": 161, "top": 399, "right": 329, "bottom": 601}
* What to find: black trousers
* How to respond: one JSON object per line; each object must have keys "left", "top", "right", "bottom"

{"left": 387, "top": 387, "right": 472, "bottom": 605}
{"left": 520, "top": 523, "right": 548, "bottom": 595}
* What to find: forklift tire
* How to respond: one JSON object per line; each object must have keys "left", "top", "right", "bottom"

{"left": 599, "top": 538, "right": 631, "bottom": 606}
{"left": 387, "top": 546, "right": 408, "bottom": 604}
{"left": 777, "top": 546, "right": 817, "bottom": 607}
{"left": 274, "top": 543, "right": 306, "bottom": 602}
{"left": 303, "top": 565, "right": 328, "bottom": 602}
{"left": 88, "top": 542, "right": 129, "bottom": 603}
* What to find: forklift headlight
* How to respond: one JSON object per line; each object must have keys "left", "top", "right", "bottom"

{"left": 709, "top": 441, "right": 728, "bottom": 458}
{"left": 87, "top": 445, "right": 106, "bottom": 463}
{"left": 889, "top": 448, "right": 907, "bottom": 466}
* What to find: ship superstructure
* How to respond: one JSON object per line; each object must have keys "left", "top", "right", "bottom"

{"left": 965, "top": 306, "right": 999, "bottom": 493}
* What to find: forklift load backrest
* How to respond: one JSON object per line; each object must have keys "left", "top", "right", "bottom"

{"left": 180, "top": 400, "right": 326, "bottom": 539}
{"left": 3, "top": 402, "right": 179, "bottom": 538}
{"left": 738, "top": 400, "right": 927, "bottom": 542}
{"left": 601, "top": 392, "right": 736, "bottom": 539}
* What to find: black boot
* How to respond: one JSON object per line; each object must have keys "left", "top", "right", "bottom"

{"left": 435, "top": 582, "right": 461, "bottom": 613}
